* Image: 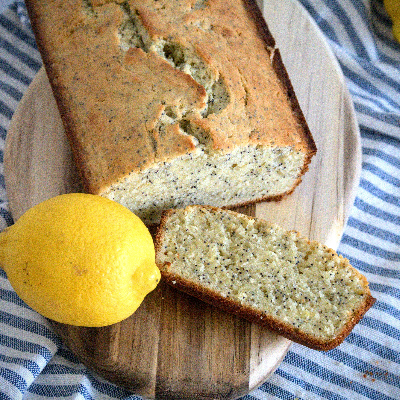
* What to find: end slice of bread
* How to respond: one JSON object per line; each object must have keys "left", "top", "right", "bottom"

{"left": 155, "top": 205, "right": 375, "bottom": 351}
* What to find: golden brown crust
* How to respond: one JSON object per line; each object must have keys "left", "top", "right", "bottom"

{"left": 26, "top": 0, "right": 316, "bottom": 196}
{"left": 155, "top": 206, "right": 376, "bottom": 351}
{"left": 158, "top": 267, "right": 375, "bottom": 351}
{"left": 241, "top": 0, "right": 316, "bottom": 155}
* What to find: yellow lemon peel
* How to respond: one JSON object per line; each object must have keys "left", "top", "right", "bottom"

{"left": 0, "top": 193, "right": 160, "bottom": 327}
{"left": 384, "top": 0, "right": 400, "bottom": 43}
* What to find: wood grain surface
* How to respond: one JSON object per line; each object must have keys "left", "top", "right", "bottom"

{"left": 4, "top": 0, "right": 361, "bottom": 398}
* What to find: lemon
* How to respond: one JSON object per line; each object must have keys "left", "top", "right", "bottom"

{"left": 384, "top": 0, "right": 400, "bottom": 42}
{"left": 0, "top": 193, "right": 160, "bottom": 327}
{"left": 393, "top": 22, "right": 400, "bottom": 42}
{"left": 384, "top": 0, "right": 400, "bottom": 19}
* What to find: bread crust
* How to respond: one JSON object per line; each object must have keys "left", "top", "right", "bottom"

{"left": 241, "top": 0, "right": 317, "bottom": 156}
{"left": 155, "top": 206, "right": 376, "bottom": 351}
{"left": 25, "top": 0, "right": 316, "bottom": 198}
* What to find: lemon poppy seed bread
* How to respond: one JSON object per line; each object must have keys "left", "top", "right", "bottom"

{"left": 155, "top": 206, "right": 375, "bottom": 350}
{"left": 26, "top": 0, "right": 316, "bottom": 224}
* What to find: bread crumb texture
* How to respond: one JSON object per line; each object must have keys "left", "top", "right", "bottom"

{"left": 29, "top": 0, "right": 316, "bottom": 224}
{"left": 156, "top": 206, "right": 374, "bottom": 344}
{"left": 106, "top": 146, "right": 304, "bottom": 224}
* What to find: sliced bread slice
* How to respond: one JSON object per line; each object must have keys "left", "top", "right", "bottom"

{"left": 155, "top": 205, "right": 375, "bottom": 351}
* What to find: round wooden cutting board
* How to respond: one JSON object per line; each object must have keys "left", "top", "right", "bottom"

{"left": 4, "top": 0, "right": 361, "bottom": 399}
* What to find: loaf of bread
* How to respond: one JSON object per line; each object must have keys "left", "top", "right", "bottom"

{"left": 25, "top": 0, "right": 316, "bottom": 225}
{"left": 155, "top": 206, "right": 375, "bottom": 350}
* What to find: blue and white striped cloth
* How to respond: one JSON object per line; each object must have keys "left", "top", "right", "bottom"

{"left": 0, "top": 0, "right": 399, "bottom": 398}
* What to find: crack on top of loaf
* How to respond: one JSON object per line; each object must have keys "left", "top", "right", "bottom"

{"left": 154, "top": 107, "right": 210, "bottom": 151}
{"left": 118, "top": 2, "right": 152, "bottom": 52}
{"left": 82, "top": 0, "right": 97, "bottom": 16}
{"left": 117, "top": 1, "right": 233, "bottom": 152}
{"left": 191, "top": 0, "right": 209, "bottom": 10}
{"left": 117, "top": 2, "right": 230, "bottom": 118}
{"left": 82, "top": 0, "right": 231, "bottom": 152}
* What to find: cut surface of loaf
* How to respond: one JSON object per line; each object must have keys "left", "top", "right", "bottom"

{"left": 26, "top": 0, "right": 316, "bottom": 224}
{"left": 155, "top": 206, "right": 375, "bottom": 350}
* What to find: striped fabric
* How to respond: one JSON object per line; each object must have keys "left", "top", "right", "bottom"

{"left": 0, "top": 0, "right": 399, "bottom": 398}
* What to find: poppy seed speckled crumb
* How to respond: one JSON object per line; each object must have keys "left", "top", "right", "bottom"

{"left": 155, "top": 205, "right": 376, "bottom": 351}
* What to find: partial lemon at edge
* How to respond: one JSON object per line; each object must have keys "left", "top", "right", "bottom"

{"left": 384, "top": 0, "right": 400, "bottom": 43}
